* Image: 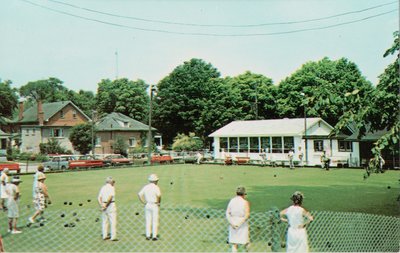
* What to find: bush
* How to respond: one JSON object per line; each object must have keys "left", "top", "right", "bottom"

{"left": 172, "top": 133, "right": 203, "bottom": 151}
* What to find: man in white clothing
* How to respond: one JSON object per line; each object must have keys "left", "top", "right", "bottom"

{"left": 0, "top": 168, "right": 9, "bottom": 211}
{"left": 138, "top": 174, "right": 161, "bottom": 241}
{"left": 98, "top": 176, "right": 118, "bottom": 241}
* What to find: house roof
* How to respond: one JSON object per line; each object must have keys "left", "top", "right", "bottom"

{"left": 208, "top": 117, "right": 332, "bottom": 137}
{"left": 346, "top": 128, "right": 389, "bottom": 141}
{"left": 96, "top": 112, "right": 157, "bottom": 132}
{"left": 12, "top": 101, "right": 90, "bottom": 123}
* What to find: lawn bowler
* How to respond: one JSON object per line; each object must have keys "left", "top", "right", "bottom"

{"left": 29, "top": 173, "right": 51, "bottom": 224}
{"left": 226, "top": 186, "right": 250, "bottom": 252}
{"left": 33, "top": 165, "right": 45, "bottom": 198}
{"left": 0, "top": 168, "right": 10, "bottom": 211}
{"left": 138, "top": 173, "right": 161, "bottom": 241}
{"left": 7, "top": 176, "right": 23, "bottom": 234}
{"left": 97, "top": 176, "right": 118, "bottom": 241}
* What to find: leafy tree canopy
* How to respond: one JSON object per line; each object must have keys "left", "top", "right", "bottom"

{"left": 0, "top": 80, "right": 18, "bottom": 118}
{"left": 69, "top": 123, "right": 93, "bottom": 155}
{"left": 96, "top": 78, "right": 149, "bottom": 122}
{"left": 153, "top": 58, "right": 221, "bottom": 144}
{"left": 19, "top": 77, "right": 96, "bottom": 117}
{"left": 276, "top": 57, "right": 373, "bottom": 125}
{"left": 225, "top": 71, "right": 277, "bottom": 120}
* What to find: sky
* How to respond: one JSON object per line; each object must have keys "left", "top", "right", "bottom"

{"left": 0, "top": 0, "right": 398, "bottom": 93}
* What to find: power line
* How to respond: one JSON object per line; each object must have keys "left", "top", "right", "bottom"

{"left": 47, "top": 0, "right": 396, "bottom": 28}
{"left": 21, "top": 0, "right": 398, "bottom": 37}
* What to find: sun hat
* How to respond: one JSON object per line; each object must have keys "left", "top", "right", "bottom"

{"left": 105, "top": 176, "right": 115, "bottom": 184}
{"left": 236, "top": 186, "right": 247, "bottom": 195}
{"left": 11, "top": 176, "right": 22, "bottom": 183}
{"left": 148, "top": 174, "right": 159, "bottom": 182}
{"left": 2, "top": 168, "right": 9, "bottom": 173}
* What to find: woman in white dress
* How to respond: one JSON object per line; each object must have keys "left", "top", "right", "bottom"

{"left": 226, "top": 186, "right": 250, "bottom": 252}
{"left": 280, "top": 191, "right": 314, "bottom": 253}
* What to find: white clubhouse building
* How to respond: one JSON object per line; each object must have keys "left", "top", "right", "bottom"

{"left": 209, "top": 118, "right": 360, "bottom": 167}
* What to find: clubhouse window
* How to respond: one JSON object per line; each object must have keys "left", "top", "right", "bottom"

{"left": 219, "top": 137, "right": 228, "bottom": 151}
{"left": 314, "top": 140, "right": 324, "bottom": 152}
{"left": 272, "top": 137, "right": 283, "bottom": 153}
{"left": 229, "top": 137, "right": 238, "bottom": 153}
{"left": 339, "top": 140, "right": 352, "bottom": 152}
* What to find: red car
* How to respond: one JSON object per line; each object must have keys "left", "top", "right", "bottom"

{"left": 151, "top": 155, "right": 173, "bottom": 164}
{"left": 68, "top": 155, "right": 104, "bottom": 169}
{"left": 0, "top": 162, "right": 21, "bottom": 173}
{"left": 103, "top": 154, "right": 132, "bottom": 166}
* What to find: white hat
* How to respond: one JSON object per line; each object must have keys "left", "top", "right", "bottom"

{"left": 148, "top": 174, "right": 159, "bottom": 182}
{"left": 37, "top": 173, "right": 46, "bottom": 181}
{"left": 105, "top": 176, "right": 115, "bottom": 184}
{"left": 11, "top": 176, "right": 22, "bottom": 183}
{"left": 2, "top": 168, "right": 9, "bottom": 173}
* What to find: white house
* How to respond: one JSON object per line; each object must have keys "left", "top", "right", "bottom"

{"left": 208, "top": 118, "right": 360, "bottom": 167}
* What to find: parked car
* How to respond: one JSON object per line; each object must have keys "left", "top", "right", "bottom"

{"left": 43, "top": 155, "right": 72, "bottom": 171}
{"left": 131, "top": 153, "right": 148, "bottom": 166}
{"left": 68, "top": 155, "right": 104, "bottom": 169}
{"left": 0, "top": 162, "right": 20, "bottom": 173}
{"left": 103, "top": 154, "right": 132, "bottom": 166}
{"left": 151, "top": 154, "right": 173, "bottom": 164}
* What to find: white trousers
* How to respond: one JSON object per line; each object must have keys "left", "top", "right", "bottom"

{"left": 102, "top": 202, "right": 117, "bottom": 240}
{"left": 145, "top": 203, "right": 159, "bottom": 238}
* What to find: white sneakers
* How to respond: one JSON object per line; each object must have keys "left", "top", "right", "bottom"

{"left": 11, "top": 230, "right": 22, "bottom": 234}
{"left": 29, "top": 217, "right": 35, "bottom": 223}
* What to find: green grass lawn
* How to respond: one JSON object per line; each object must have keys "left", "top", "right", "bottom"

{"left": 17, "top": 164, "right": 399, "bottom": 217}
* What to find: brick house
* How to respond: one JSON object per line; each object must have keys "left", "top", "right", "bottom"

{"left": 11, "top": 100, "right": 91, "bottom": 153}
{"left": 94, "top": 112, "right": 160, "bottom": 155}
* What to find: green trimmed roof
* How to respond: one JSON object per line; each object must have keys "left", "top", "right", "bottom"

{"left": 12, "top": 101, "right": 89, "bottom": 123}
{"left": 346, "top": 129, "right": 388, "bottom": 141}
{"left": 96, "top": 112, "right": 157, "bottom": 132}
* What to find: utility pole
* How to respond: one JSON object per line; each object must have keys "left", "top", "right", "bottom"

{"left": 147, "top": 84, "right": 154, "bottom": 165}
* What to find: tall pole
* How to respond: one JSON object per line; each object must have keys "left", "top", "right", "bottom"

{"left": 255, "top": 82, "right": 258, "bottom": 120}
{"left": 91, "top": 110, "right": 97, "bottom": 156}
{"left": 304, "top": 103, "right": 308, "bottom": 165}
{"left": 300, "top": 93, "right": 308, "bottom": 165}
{"left": 147, "top": 84, "right": 153, "bottom": 165}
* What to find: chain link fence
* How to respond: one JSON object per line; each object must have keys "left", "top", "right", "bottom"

{"left": 2, "top": 203, "right": 399, "bottom": 252}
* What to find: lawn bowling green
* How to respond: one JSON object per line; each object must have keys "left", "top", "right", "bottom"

{"left": 2, "top": 164, "right": 399, "bottom": 252}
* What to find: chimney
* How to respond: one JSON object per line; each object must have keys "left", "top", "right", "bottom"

{"left": 18, "top": 101, "right": 24, "bottom": 121}
{"left": 37, "top": 100, "right": 44, "bottom": 126}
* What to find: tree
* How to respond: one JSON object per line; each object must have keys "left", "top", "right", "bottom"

{"left": 224, "top": 71, "right": 277, "bottom": 120}
{"left": 113, "top": 136, "right": 128, "bottom": 157}
{"left": 172, "top": 133, "right": 203, "bottom": 151}
{"left": 96, "top": 78, "right": 149, "bottom": 122}
{"left": 335, "top": 31, "right": 399, "bottom": 176}
{"left": 276, "top": 57, "right": 373, "bottom": 125}
{"left": 0, "top": 80, "right": 18, "bottom": 118}
{"left": 39, "top": 138, "right": 68, "bottom": 154}
{"left": 153, "top": 58, "right": 221, "bottom": 144}
{"left": 19, "top": 77, "right": 96, "bottom": 117}
{"left": 69, "top": 123, "right": 93, "bottom": 154}
{"left": 19, "top": 77, "right": 69, "bottom": 102}
{"left": 69, "top": 90, "right": 96, "bottom": 117}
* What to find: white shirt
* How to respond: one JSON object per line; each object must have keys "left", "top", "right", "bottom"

{"left": 1, "top": 172, "right": 9, "bottom": 184}
{"left": 7, "top": 183, "right": 19, "bottom": 201}
{"left": 286, "top": 205, "right": 305, "bottom": 229}
{"left": 98, "top": 183, "right": 115, "bottom": 203}
{"left": 138, "top": 183, "right": 161, "bottom": 204}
